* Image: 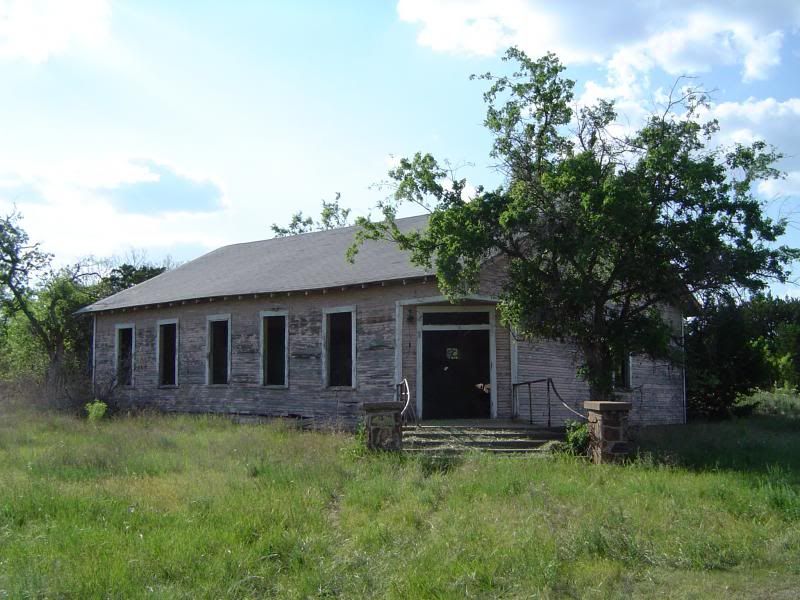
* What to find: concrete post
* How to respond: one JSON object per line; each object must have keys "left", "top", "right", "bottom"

{"left": 363, "top": 401, "right": 404, "bottom": 451}
{"left": 583, "top": 401, "right": 632, "bottom": 464}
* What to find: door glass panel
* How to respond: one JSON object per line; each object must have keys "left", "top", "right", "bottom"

{"left": 423, "top": 311, "right": 489, "bottom": 325}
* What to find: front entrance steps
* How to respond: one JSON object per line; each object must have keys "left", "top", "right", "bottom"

{"left": 402, "top": 420, "right": 564, "bottom": 454}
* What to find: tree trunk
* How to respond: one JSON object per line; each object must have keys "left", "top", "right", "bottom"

{"left": 45, "top": 344, "right": 67, "bottom": 408}
{"left": 583, "top": 341, "right": 614, "bottom": 401}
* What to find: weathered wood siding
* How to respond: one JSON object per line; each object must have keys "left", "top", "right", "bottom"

{"left": 95, "top": 283, "right": 417, "bottom": 424}
{"left": 514, "top": 304, "right": 685, "bottom": 426}
{"left": 94, "top": 261, "right": 684, "bottom": 427}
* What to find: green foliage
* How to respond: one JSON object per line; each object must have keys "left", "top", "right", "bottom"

{"left": 350, "top": 418, "right": 367, "bottom": 457}
{"left": 271, "top": 193, "right": 351, "bottom": 237}
{"left": 84, "top": 400, "right": 108, "bottom": 422}
{"left": 686, "top": 300, "right": 774, "bottom": 416}
{"left": 101, "top": 263, "right": 167, "bottom": 296}
{"left": 0, "top": 209, "right": 170, "bottom": 404}
{"left": 0, "top": 308, "right": 50, "bottom": 379}
{"left": 741, "top": 294, "right": 800, "bottom": 391}
{"left": 351, "top": 48, "right": 798, "bottom": 401}
{"left": 563, "top": 419, "right": 590, "bottom": 456}
{"left": 0, "top": 266, "right": 101, "bottom": 401}
{"left": 687, "top": 295, "right": 800, "bottom": 416}
{"left": 0, "top": 407, "right": 799, "bottom": 596}
{"left": 0, "top": 211, "right": 51, "bottom": 312}
{"left": 748, "top": 388, "right": 800, "bottom": 419}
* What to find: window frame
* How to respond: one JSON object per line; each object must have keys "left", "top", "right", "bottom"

{"left": 114, "top": 323, "right": 135, "bottom": 388}
{"left": 156, "top": 318, "right": 179, "bottom": 388}
{"left": 321, "top": 305, "right": 356, "bottom": 389}
{"left": 206, "top": 314, "right": 232, "bottom": 386}
{"left": 259, "top": 310, "right": 289, "bottom": 388}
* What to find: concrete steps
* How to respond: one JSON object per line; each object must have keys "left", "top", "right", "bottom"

{"left": 402, "top": 423, "right": 564, "bottom": 455}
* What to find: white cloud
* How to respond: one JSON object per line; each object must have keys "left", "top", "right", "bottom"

{"left": 740, "top": 30, "right": 784, "bottom": 82}
{"left": 0, "top": 0, "right": 111, "bottom": 63}
{"left": 702, "top": 98, "right": 800, "bottom": 172}
{"left": 0, "top": 157, "right": 231, "bottom": 264}
{"left": 397, "top": 0, "right": 799, "bottom": 83}
{"left": 759, "top": 172, "right": 800, "bottom": 199}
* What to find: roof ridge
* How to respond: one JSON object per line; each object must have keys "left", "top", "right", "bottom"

{"left": 215, "top": 212, "right": 429, "bottom": 251}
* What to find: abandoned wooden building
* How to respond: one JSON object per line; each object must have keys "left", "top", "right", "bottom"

{"left": 80, "top": 215, "right": 686, "bottom": 426}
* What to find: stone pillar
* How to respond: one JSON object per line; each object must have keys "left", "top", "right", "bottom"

{"left": 363, "top": 401, "right": 404, "bottom": 451}
{"left": 583, "top": 401, "right": 632, "bottom": 464}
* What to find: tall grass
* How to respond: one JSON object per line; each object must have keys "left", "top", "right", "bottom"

{"left": 0, "top": 398, "right": 799, "bottom": 598}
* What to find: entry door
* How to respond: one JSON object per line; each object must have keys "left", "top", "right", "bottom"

{"left": 422, "top": 329, "right": 491, "bottom": 419}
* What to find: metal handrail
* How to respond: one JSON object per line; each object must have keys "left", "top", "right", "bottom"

{"left": 395, "top": 378, "right": 416, "bottom": 425}
{"left": 512, "top": 378, "right": 587, "bottom": 427}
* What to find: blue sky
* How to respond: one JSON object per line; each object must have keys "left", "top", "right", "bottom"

{"left": 0, "top": 0, "right": 798, "bottom": 295}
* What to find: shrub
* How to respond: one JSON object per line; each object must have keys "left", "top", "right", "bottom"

{"left": 564, "top": 420, "right": 590, "bottom": 456}
{"left": 85, "top": 400, "right": 108, "bottom": 423}
{"left": 750, "top": 388, "right": 800, "bottom": 418}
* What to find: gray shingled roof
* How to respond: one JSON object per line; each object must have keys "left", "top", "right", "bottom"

{"left": 80, "top": 214, "right": 433, "bottom": 313}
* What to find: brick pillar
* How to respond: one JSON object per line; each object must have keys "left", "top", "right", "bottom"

{"left": 583, "top": 401, "right": 632, "bottom": 464}
{"left": 363, "top": 401, "right": 404, "bottom": 451}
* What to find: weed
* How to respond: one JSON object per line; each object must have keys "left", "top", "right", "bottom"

{"left": 84, "top": 399, "right": 108, "bottom": 423}
{"left": 564, "top": 419, "right": 590, "bottom": 456}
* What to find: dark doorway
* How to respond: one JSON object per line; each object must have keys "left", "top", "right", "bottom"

{"left": 422, "top": 329, "right": 491, "bottom": 419}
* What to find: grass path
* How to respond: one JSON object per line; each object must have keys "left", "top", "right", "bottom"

{"left": 0, "top": 406, "right": 799, "bottom": 598}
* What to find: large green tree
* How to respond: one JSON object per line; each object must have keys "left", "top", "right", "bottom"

{"left": 351, "top": 48, "right": 798, "bottom": 400}
{"left": 0, "top": 212, "right": 92, "bottom": 400}
{"left": 0, "top": 211, "right": 169, "bottom": 405}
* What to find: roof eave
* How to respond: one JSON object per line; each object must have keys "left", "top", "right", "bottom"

{"left": 77, "top": 273, "right": 435, "bottom": 315}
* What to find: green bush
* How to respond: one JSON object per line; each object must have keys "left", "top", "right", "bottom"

{"left": 564, "top": 420, "right": 590, "bottom": 456}
{"left": 749, "top": 388, "right": 800, "bottom": 418}
{"left": 84, "top": 400, "right": 108, "bottom": 423}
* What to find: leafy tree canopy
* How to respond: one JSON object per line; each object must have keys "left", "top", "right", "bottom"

{"left": 686, "top": 294, "right": 800, "bottom": 416}
{"left": 351, "top": 48, "right": 798, "bottom": 400}
{"left": 271, "top": 193, "right": 351, "bottom": 237}
{"left": 0, "top": 211, "right": 170, "bottom": 404}
{"left": 102, "top": 263, "right": 166, "bottom": 296}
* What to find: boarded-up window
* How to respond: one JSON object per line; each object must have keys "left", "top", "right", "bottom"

{"left": 116, "top": 327, "right": 133, "bottom": 387}
{"left": 159, "top": 322, "right": 178, "bottom": 386}
{"left": 209, "top": 319, "right": 229, "bottom": 384}
{"left": 327, "top": 311, "right": 353, "bottom": 387}
{"left": 263, "top": 314, "right": 286, "bottom": 386}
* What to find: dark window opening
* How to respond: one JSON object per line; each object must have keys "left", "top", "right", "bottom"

{"left": 327, "top": 311, "right": 352, "bottom": 387}
{"left": 613, "top": 352, "right": 631, "bottom": 389}
{"left": 209, "top": 319, "right": 229, "bottom": 384}
{"left": 423, "top": 311, "right": 490, "bottom": 325}
{"left": 117, "top": 327, "right": 133, "bottom": 387}
{"left": 159, "top": 323, "right": 177, "bottom": 386}
{"left": 263, "top": 315, "right": 286, "bottom": 386}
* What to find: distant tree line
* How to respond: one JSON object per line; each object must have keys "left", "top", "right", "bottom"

{"left": 0, "top": 211, "right": 169, "bottom": 409}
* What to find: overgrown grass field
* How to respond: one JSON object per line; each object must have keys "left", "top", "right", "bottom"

{"left": 1, "top": 396, "right": 799, "bottom": 598}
